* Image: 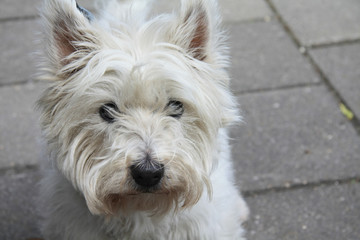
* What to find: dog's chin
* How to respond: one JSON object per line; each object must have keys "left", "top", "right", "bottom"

{"left": 98, "top": 190, "right": 182, "bottom": 216}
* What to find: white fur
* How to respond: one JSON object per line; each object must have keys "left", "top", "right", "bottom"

{"left": 39, "top": 130, "right": 248, "bottom": 240}
{"left": 37, "top": 0, "right": 248, "bottom": 239}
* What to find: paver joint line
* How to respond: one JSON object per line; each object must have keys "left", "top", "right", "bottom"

{"left": 234, "top": 82, "right": 323, "bottom": 96}
{"left": 0, "top": 165, "right": 39, "bottom": 177}
{"left": 307, "top": 38, "right": 360, "bottom": 50}
{"left": 0, "top": 15, "right": 39, "bottom": 23}
{"left": 265, "top": 0, "right": 302, "bottom": 47}
{"left": 243, "top": 176, "right": 360, "bottom": 198}
{"left": 0, "top": 80, "right": 39, "bottom": 88}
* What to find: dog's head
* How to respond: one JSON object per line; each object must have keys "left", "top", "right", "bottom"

{"left": 38, "top": 0, "right": 238, "bottom": 216}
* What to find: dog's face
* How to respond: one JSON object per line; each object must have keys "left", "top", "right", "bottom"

{"left": 39, "top": 0, "right": 238, "bottom": 215}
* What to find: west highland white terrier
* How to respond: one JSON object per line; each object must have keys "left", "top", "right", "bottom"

{"left": 37, "top": 0, "right": 248, "bottom": 239}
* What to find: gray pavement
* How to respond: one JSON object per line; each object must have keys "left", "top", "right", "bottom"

{"left": 0, "top": 0, "right": 359, "bottom": 239}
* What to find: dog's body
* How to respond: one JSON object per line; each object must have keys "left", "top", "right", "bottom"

{"left": 37, "top": 0, "right": 248, "bottom": 239}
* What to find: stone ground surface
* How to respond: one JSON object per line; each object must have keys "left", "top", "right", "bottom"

{"left": 0, "top": 0, "right": 359, "bottom": 239}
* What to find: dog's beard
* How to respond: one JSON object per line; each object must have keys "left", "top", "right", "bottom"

{"left": 103, "top": 190, "right": 182, "bottom": 216}
{"left": 80, "top": 155, "right": 211, "bottom": 216}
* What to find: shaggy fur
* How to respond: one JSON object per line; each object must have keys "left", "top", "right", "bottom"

{"left": 37, "top": 0, "right": 249, "bottom": 239}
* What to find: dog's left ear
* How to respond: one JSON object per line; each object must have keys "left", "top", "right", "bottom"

{"left": 171, "top": 0, "right": 220, "bottom": 62}
{"left": 41, "top": 0, "right": 98, "bottom": 72}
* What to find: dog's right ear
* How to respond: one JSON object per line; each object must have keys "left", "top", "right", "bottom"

{"left": 41, "top": 0, "right": 98, "bottom": 72}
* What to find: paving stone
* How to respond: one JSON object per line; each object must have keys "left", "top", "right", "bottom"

{"left": 231, "top": 85, "right": 360, "bottom": 191}
{"left": 272, "top": 0, "right": 360, "bottom": 47}
{"left": 310, "top": 43, "right": 360, "bottom": 119}
{"left": 1, "top": 0, "right": 270, "bottom": 22}
{"left": 228, "top": 20, "right": 320, "bottom": 93}
{"left": 0, "top": 0, "right": 40, "bottom": 20}
{"left": 0, "top": 0, "right": 94, "bottom": 19}
{"left": 244, "top": 182, "right": 360, "bottom": 240}
{"left": 0, "top": 19, "right": 40, "bottom": 85}
{"left": 0, "top": 170, "right": 42, "bottom": 240}
{"left": 220, "top": 0, "right": 272, "bottom": 23}
{"left": 0, "top": 82, "right": 47, "bottom": 169}
{"left": 152, "top": 0, "right": 272, "bottom": 23}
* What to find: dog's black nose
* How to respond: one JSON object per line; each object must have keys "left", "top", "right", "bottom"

{"left": 130, "top": 161, "right": 164, "bottom": 188}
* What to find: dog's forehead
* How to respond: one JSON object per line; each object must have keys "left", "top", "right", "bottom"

{"left": 121, "top": 76, "right": 166, "bottom": 105}
{"left": 117, "top": 62, "right": 186, "bottom": 105}
{"left": 80, "top": 35, "right": 197, "bottom": 107}
{"left": 101, "top": 48, "right": 190, "bottom": 88}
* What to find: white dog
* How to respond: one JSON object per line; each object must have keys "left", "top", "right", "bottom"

{"left": 37, "top": 0, "right": 249, "bottom": 239}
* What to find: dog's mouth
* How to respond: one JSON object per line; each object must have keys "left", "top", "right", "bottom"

{"left": 133, "top": 184, "right": 165, "bottom": 194}
{"left": 127, "top": 191, "right": 167, "bottom": 195}
{"left": 102, "top": 190, "right": 174, "bottom": 216}
{"left": 109, "top": 188, "right": 170, "bottom": 197}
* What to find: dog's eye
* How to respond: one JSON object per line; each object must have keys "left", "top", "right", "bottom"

{"left": 167, "top": 100, "right": 184, "bottom": 118}
{"left": 99, "top": 102, "right": 118, "bottom": 123}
